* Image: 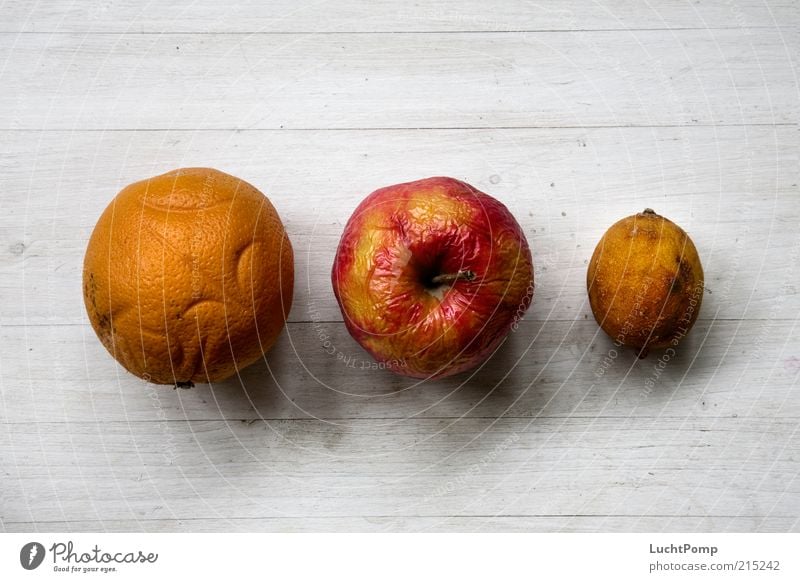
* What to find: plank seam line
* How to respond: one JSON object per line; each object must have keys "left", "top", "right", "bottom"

{"left": 1, "top": 124, "right": 797, "bottom": 132}
{"left": 0, "top": 27, "right": 794, "bottom": 35}
{"left": 3, "top": 417, "right": 798, "bottom": 423}
{"left": 4, "top": 515, "right": 793, "bottom": 525}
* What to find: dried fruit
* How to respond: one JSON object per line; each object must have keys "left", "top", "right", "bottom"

{"left": 83, "top": 168, "right": 293, "bottom": 385}
{"left": 587, "top": 209, "right": 704, "bottom": 356}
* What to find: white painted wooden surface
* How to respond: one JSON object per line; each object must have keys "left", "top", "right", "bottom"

{"left": 1, "top": 0, "right": 798, "bottom": 533}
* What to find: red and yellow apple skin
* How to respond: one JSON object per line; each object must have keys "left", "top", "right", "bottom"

{"left": 331, "top": 177, "right": 534, "bottom": 379}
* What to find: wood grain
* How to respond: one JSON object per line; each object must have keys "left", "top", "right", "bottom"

{"left": 2, "top": 418, "right": 798, "bottom": 525}
{"left": 1, "top": 29, "right": 797, "bottom": 130}
{"left": 6, "top": 517, "right": 799, "bottom": 534}
{"left": 1, "top": 320, "right": 798, "bottom": 423}
{"left": 2, "top": 0, "right": 796, "bottom": 33}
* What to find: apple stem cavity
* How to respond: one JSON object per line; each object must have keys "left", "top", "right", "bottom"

{"left": 430, "top": 270, "right": 476, "bottom": 286}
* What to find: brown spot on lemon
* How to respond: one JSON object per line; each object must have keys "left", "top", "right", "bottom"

{"left": 83, "top": 167, "right": 294, "bottom": 385}
{"left": 587, "top": 209, "right": 703, "bottom": 355}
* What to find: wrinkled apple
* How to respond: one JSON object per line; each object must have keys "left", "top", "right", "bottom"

{"left": 331, "top": 177, "right": 534, "bottom": 378}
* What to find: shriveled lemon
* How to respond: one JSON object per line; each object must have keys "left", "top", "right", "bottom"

{"left": 587, "top": 209, "right": 704, "bottom": 356}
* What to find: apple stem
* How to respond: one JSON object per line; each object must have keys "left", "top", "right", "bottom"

{"left": 430, "top": 270, "right": 476, "bottom": 286}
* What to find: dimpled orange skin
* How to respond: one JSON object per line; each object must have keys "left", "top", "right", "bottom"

{"left": 83, "top": 168, "right": 294, "bottom": 385}
{"left": 587, "top": 209, "right": 704, "bottom": 355}
{"left": 332, "top": 177, "right": 534, "bottom": 379}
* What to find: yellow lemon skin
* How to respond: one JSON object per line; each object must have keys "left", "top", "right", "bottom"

{"left": 587, "top": 209, "right": 704, "bottom": 356}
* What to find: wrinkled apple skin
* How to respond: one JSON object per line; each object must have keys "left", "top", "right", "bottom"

{"left": 331, "top": 176, "right": 534, "bottom": 379}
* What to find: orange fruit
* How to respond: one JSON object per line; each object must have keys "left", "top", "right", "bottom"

{"left": 83, "top": 167, "right": 294, "bottom": 385}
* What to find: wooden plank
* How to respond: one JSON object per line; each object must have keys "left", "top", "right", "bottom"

{"left": 1, "top": 30, "right": 797, "bottom": 129}
{"left": 4, "top": 516, "right": 798, "bottom": 533}
{"left": 2, "top": 417, "right": 798, "bottom": 523}
{"left": 1, "top": 127, "right": 798, "bottom": 325}
{"left": 1, "top": 0, "right": 796, "bottom": 33}
{"left": 2, "top": 0, "right": 798, "bottom": 537}
{"left": 1, "top": 320, "right": 798, "bottom": 423}
{"left": 2, "top": 127, "right": 795, "bottom": 232}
